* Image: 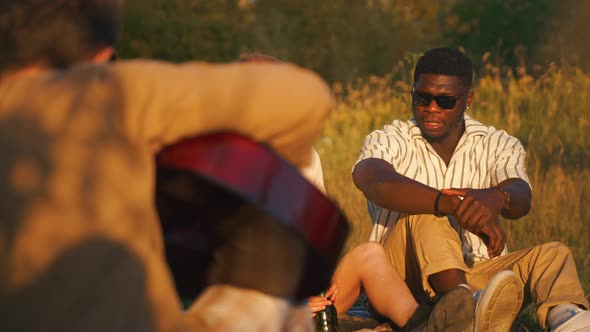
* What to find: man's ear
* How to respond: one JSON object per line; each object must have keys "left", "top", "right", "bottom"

{"left": 92, "top": 47, "right": 116, "bottom": 64}
{"left": 466, "top": 90, "right": 474, "bottom": 109}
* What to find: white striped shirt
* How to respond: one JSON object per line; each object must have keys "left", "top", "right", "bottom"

{"left": 355, "top": 114, "right": 531, "bottom": 263}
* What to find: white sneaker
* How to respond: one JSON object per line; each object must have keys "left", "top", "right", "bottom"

{"left": 552, "top": 308, "right": 590, "bottom": 332}
{"left": 472, "top": 270, "right": 524, "bottom": 332}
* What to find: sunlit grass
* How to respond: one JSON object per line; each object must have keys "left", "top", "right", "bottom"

{"left": 317, "top": 58, "right": 590, "bottom": 331}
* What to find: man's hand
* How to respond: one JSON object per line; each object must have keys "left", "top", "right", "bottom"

{"left": 441, "top": 187, "right": 505, "bottom": 234}
{"left": 476, "top": 219, "right": 506, "bottom": 258}
{"left": 441, "top": 187, "right": 507, "bottom": 258}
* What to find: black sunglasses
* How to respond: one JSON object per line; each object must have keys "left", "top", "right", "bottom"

{"left": 411, "top": 88, "right": 469, "bottom": 110}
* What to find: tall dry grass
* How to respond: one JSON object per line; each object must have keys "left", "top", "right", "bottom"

{"left": 317, "top": 57, "right": 590, "bottom": 307}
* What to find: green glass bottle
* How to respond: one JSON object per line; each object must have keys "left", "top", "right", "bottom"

{"left": 314, "top": 291, "right": 340, "bottom": 332}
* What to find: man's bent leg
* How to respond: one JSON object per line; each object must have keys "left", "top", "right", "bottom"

{"left": 382, "top": 214, "right": 469, "bottom": 302}
{"left": 333, "top": 242, "right": 419, "bottom": 327}
{"left": 469, "top": 242, "right": 589, "bottom": 329}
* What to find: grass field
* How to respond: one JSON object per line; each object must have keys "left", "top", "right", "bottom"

{"left": 316, "top": 59, "right": 590, "bottom": 331}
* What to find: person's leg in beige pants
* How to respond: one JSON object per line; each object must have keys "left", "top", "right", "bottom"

{"left": 383, "top": 213, "right": 470, "bottom": 304}
{"left": 382, "top": 214, "right": 589, "bottom": 329}
{"left": 469, "top": 242, "right": 589, "bottom": 329}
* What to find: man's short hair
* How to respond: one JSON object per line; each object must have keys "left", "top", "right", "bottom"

{"left": 0, "top": 0, "right": 123, "bottom": 72}
{"left": 414, "top": 48, "right": 473, "bottom": 87}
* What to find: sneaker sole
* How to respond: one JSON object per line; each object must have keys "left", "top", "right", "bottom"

{"left": 474, "top": 270, "right": 524, "bottom": 332}
{"left": 552, "top": 309, "right": 590, "bottom": 332}
{"left": 427, "top": 286, "right": 475, "bottom": 332}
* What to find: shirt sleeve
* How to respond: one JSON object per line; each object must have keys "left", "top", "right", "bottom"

{"left": 491, "top": 132, "right": 531, "bottom": 187}
{"left": 113, "top": 60, "right": 334, "bottom": 170}
{"left": 354, "top": 123, "right": 406, "bottom": 170}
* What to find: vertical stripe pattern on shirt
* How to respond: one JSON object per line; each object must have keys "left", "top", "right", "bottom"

{"left": 355, "top": 114, "right": 530, "bottom": 262}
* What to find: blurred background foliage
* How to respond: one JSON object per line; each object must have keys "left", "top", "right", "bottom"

{"left": 118, "top": 2, "right": 590, "bottom": 329}
{"left": 119, "top": 0, "right": 590, "bottom": 83}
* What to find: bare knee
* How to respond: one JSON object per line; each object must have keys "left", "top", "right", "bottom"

{"left": 346, "top": 241, "right": 386, "bottom": 266}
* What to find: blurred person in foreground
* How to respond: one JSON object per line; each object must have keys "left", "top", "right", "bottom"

{"left": 0, "top": 1, "right": 337, "bottom": 331}
{"left": 351, "top": 47, "right": 590, "bottom": 332}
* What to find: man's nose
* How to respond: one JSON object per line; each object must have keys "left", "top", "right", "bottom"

{"left": 425, "top": 99, "right": 441, "bottom": 112}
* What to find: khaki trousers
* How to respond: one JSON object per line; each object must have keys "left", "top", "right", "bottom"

{"left": 383, "top": 214, "right": 589, "bottom": 328}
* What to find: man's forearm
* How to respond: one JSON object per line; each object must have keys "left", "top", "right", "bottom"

{"left": 353, "top": 158, "right": 441, "bottom": 214}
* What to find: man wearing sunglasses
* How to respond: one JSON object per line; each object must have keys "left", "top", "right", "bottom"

{"left": 352, "top": 47, "right": 589, "bottom": 331}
